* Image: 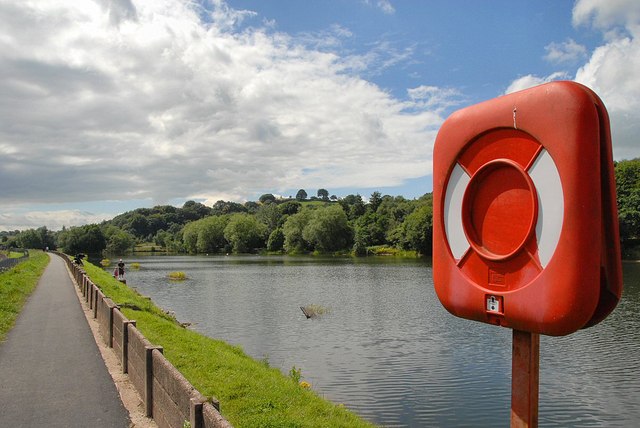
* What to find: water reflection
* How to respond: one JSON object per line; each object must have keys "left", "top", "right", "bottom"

{"left": 118, "top": 255, "right": 640, "bottom": 427}
{"left": 538, "top": 261, "right": 640, "bottom": 427}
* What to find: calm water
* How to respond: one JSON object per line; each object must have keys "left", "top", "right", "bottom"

{"left": 116, "top": 255, "right": 640, "bottom": 427}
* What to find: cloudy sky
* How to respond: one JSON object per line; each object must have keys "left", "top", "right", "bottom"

{"left": 1, "top": 0, "right": 639, "bottom": 231}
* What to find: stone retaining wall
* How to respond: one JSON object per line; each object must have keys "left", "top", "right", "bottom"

{"left": 58, "top": 253, "right": 232, "bottom": 428}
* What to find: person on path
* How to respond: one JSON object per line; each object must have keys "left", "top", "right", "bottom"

{"left": 117, "top": 258, "right": 125, "bottom": 280}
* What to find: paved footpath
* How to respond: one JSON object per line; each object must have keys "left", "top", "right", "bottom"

{"left": 0, "top": 253, "right": 130, "bottom": 427}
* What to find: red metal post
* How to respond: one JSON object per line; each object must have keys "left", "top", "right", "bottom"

{"left": 511, "top": 329, "right": 539, "bottom": 428}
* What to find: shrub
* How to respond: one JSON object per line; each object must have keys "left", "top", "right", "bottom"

{"left": 168, "top": 271, "right": 187, "bottom": 280}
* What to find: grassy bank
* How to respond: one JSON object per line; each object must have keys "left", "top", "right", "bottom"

{"left": 82, "top": 260, "right": 374, "bottom": 428}
{"left": 134, "top": 242, "right": 167, "bottom": 253}
{"left": 0, "top": 251, "right": 49, "bottom": 342}
{"left": 366, "top": 246, "right": 419, "bottom": 257}
{"left": 1, "top": 250, "right": 28, "bottom": 259}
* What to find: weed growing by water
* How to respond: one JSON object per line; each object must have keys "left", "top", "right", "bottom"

{"left": 260, "top": 354, "right": 270, "bottom": 368}
{"left": 301, "top": 304, "right": 328, "bottom": 318}
{"left": 289, "top": 365, "right": 302, "bottom": 383}
{"left": 168, "top": 271, "right": 187, "bottom": 280}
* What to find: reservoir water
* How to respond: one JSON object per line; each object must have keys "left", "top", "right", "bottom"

{"left": 116, "top": 255, "right": 640, "bottom": 427}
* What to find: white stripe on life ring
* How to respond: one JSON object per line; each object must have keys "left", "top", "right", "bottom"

{"left": 529, "top": 149, "right": 564, "bottom": 268}
{"left": 444, "top": 163, "right": 471, "bottom": 261}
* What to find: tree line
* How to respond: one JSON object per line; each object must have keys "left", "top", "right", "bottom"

{"left": 3, "top": 158, "right": 640, "bottom": 258}
{"left": 1, "top": 191, "right": 432, "bottom": 257}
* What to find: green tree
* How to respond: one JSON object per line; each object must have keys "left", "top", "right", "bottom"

{"left": 182, "top": 200, "right": 212, "bottom": 221}
{"left": 369, "top": 191, "right": 382, "bottom": 212}
{"left": 106, "top": 230, "right": 135, "bottom": 254}
{"left": 224, "top": 213, "right": 267, "bottom": 253}
{"left": 163, "top": 228, "right": 184, "bottom": 253}
{"left": 303, "top": 205, "right": 352, "bottom": 252}
{"left": 283, "top": 209, "right": 312, "bottom": 253}
{"left": 197, "top": 216, "right": 229, "bottom": 253}
{"left": 352, "top": 227, "right": 368, "bottom": 256}
{"left": 128, "top": 213, "right": 149, "bottom": 238}
{"left": 146, "top": 214, "right": 168, "bottom": 237}
{"left": 256, "top": 202, "right": 282, "bottom": 234}
{"left": 400, "top": 203, "right": 433, "bottom": 255}
{"left": 378, "top": 195, "right": 416, "bottom": 243}
{"left": 296, "top": 189, "right": 308, "bottom": 201}
{"left": 349, "top": 195, "right": 366, "bottom": 220}
{"left": 16, "top": 229, "right": 44, "bottom": 249}
{"left": 615, "top": 159, "right": 640, "bottom": 242}
{"left": 58, "top": 224, "right": 106, "bottom": 255}
{"left": 267, "top": 228, "right": 285, "bottom": 252}
{"left": 182, "top": 221, "right": 200, "bottom": 253}
{"left": 279, "top": 201, "right": 301, "bottom": 216}
{"left": 39, "top": 226, "right": 56, "bottom": 249}
{"left": 211, "top": 200, "right": 247, "bottom": 216}
{"left": 83, "top": 224, "right": 108, "bottom": 254}
{"left": 259, "top": 193, "right": 276, "bottom": 204}
{"left": 153, "top": 229, "right": 172, "bottom": 249}
{"left": 317, "top": 189, "right": 329, "bottom": 200}
{"left": 385, "top": 195, "right": 433, "bottom": 254}
{"left": 339, "top": 194, "right": 365, "bottom": 220}
{"left": 354, "top": 212, "right": 387, "bottom": 246}
{"left": 244, "top": 201, "right": 260, "bottom": 214}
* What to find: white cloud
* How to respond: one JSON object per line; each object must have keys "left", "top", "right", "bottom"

{"left": 407, "top": 86, "right": 464, "bottom": 112}
{"left": 572, "top": 0, "right": 640, "bottom": 33}
{"left": 544, "top": 39, "right": 587, "bottom": 64}
{"left": 376, "top": 1, "right": 396, "bottom": 15}
{"left": 0, "top": 210, "right": 112, "bottom": 232}
{"left": 0, "top": 0, "right": 445, "bottom": 226}
{"left": 504, "top": 0, "right": 640, "bottom": 161}
{"left": 362, "top": 0, "right": 395, "bottom": 15}
{"left": 504, "top": 72, "right": 569, "bottom": 95}
{"left": 573, "top": 0, "right": 640, "bottom": 159}
{"left": 295, "top": 24, "right": 353, "bottom": 51}
{"left": 339, "top": 39, "right": 418, "bottom": 79}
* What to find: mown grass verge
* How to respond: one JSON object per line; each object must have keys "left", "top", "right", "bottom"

{"left": 3, "top": 251, "right": 27, "bottom": 259}
{"left": 82, "top": 260, "right": 375, "bottom": 428}
{"left": 134, "top": 242, "right": 166, "bottom": 253}
{"left": 0, "top": 251, "right": 50, "bottom": 342}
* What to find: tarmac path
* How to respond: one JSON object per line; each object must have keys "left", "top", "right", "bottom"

{"left": 0, "top": 253, "right": 130, "bottom": 427}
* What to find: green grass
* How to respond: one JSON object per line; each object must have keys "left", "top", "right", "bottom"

{"left": 134, "top": 242, "right": 166, "bottom": 252}
{"left": 0, "top": 251, "right": 50, "bottom": 342}
{"left": 82, "top": 261, "right": 173, "bottom": 321}
{"left": 81, "top": 260, "right": 374, "bottom": 428}
{"left": 366, "top": 246, "right": 419, "bottom": 257}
